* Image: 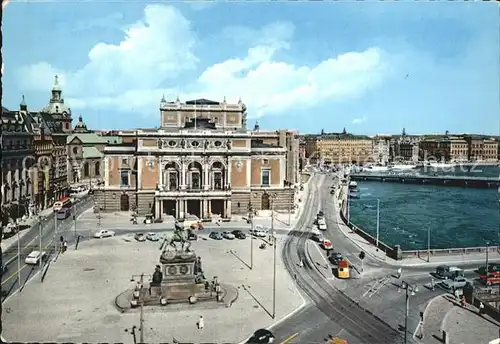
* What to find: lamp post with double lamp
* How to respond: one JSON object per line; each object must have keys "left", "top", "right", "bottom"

{"left": 399, "top": 280, "right": 418, "bottom": 344}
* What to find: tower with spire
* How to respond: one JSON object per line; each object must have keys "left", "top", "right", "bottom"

{"left": 41, "top": 75, "right": 73, "bottom": 133}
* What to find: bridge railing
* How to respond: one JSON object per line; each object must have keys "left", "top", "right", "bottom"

{"left": 401, "top": 246, "right": 499, "bottom": 259}
{"left": 351, "top": 173, "right": 498, "bottom": 182}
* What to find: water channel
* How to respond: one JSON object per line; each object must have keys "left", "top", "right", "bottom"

{"left": 348, "top": 166, "right": 500, "bottom": 250}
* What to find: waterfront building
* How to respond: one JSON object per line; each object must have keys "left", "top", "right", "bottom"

{"left": 419, "top": 137, "right": 468, "bottom": 162}
{"left": 463, "top": 135, "right": 499, "bottom": 162}
{"left": 303, "top": 129, "right": 374, "bottom": 164}
{"left": 371, "top": 135, "right": 391, "bottom": 164}
{"left": 96, "top": 97, "right": 300, "bottom": 219}
{"left": 67, "top": 116, "right": 123, "bottom": 185}
{"left": 1, "top": 100, "right": 35, "bottom": 223}
{"left": 389, "top": 129, "right": 422, "bottom": 162}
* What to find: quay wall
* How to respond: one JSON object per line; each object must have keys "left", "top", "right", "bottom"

{"left": 338, "top": 185, "right": 500, "bottom": 261}
{"left": 350, "top": 174, "right": 500, "bottom": 189}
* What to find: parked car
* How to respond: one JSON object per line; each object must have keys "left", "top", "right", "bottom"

{"left": 146, "top": 232, "right": 159, "bottom": 241}
{"left": 134, "top": 233, "right": 146, "bottom": 242}
{"left": 232, "top": 230, "right": 246, "bottom": 239}
{"left": 311, "top": 232, "right": 324, "bottom": 242}
{"left": 222, "top": 231, "right": 235, "bottom": 240}
{"left": 209, "top": 232, "right": 223, "bottom": 240}
{"left": 246, "top": 329, "right": 275, "bottom": 344}
{"left": 253, "top": 229, "right": 267, "bottom": 237}
{"left": 318, "top": 222, "right": 327, "bottom": 231}
{"left": 435, "top": 265, "right": 464, "bottom": 279}
{"left": 94, "top": 230, "right": 115, "bottom": 238}
{"left": 328, "top": 252, "right": 343, "bottom": 265}
{"left": 320, "top": 239, "right": 333, "bottom": 250}
{"left": 479, "top": 273, "right": 500, "bottom": 286}
{"left": 441, "top": 276, "right": 471, "bottom": 290}
{"left": 25, "top": 250, "right": 46, "bottom": 265}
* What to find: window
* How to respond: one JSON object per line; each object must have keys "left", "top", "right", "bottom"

{"left": 191, "top": 141, "right": 199, "bottom": 147}
{"left": 83, "top": 162, "right": 89, "bottom": 177}
{"left": 263, "top": 159, "right": 269, "bottom": 165}
{"left": 120, "top": 170, "right": 129, "bottom": 187}
{"left": 191, "top": 172, "right": 200, "bottom": 189}
{"left": 73, "top": 147, "right": 78, "bottom": 154}
{"left": 214, "top": 172, "right": 222, "bottom": 189}
{"left": 214, "top": 141, "right": 222, "bottom": 147}
{"left": 169, "top": 172, "right": 178, "bottom": 190}
{"left": 168, "top": 140, "right": 176, "bottom": 147}
{"left": 261, "top": 169, "right": 270, "bottom": 186}
{"left": 95, "top": 162, "right": 100, "bottom": 176}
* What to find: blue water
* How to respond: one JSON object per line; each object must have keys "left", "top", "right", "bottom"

{"left": 349, "top": 182, "right": 499, "bottom": 250}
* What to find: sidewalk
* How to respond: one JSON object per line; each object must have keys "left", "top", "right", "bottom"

{"left": 331, "top": 183, "right": 500, "bottom": 267}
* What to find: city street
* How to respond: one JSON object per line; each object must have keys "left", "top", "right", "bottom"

{"left": 1, "top": 195, "right": 93, "bottom": 301}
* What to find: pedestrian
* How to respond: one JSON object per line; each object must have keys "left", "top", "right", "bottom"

{"left": 63, "top": 241, "right": 68, "bottom": 253}
{"left": 397, "top": 268, "right": 402, "bottom": 279}
{"left": 479, "top": 302, "right": 485, "bottom": 316}
{"left": 460, "top": 295, "right": 466, "bottom": 308}
{"left": 197, "top": 315, "right": 204, "bottom": 330}
{"left": 431, "top": 278, "right": 435, "bottom": 291}
{"left": 298, "top": 259, "right": 304, "bottom": 268}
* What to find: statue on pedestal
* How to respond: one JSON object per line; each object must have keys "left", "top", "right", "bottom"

{"left": 159, "top": 222, "right": 194, "bottom": 263}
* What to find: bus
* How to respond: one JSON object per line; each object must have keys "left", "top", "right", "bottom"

{"left": 56, "top": 207, "right": 72, "bottom": 220}
{"left": 53, "top": 197, "right": 72, "bottom": 211}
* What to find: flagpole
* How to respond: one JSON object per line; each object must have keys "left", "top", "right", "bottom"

{"left": 194, "top": 99, "right": 197, "bottom": 130}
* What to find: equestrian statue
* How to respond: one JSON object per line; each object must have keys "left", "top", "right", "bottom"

{"left": 159, "top": 221, "right": 192, "bottom": 256}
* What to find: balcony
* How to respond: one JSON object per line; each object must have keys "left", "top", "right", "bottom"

{"left": 154, "top": 184, "right": 231, "bottom": 197}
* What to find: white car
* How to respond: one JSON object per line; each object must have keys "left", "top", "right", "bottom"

{"left": 146, "top": 232, "right": 159, "bottom": 241}
{"left": 318, "top": 222, "right": 327, "bottom": 231}
{"left": 251, "top": 229, "right": 267, "bottom": 237}
{"left": 94, "top": 230, "right": 115, "bottom": 238}
{"left": 25, "top": 251, "right": 46, "bottom": 265}
{"left": 222, "top": 231, "right": 235, "bottom": 240}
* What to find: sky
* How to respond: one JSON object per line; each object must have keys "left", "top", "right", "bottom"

{"left": 2, "top": 1, "right": 499, "bottom": 135}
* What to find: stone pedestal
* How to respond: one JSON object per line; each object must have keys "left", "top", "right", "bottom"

{"left": 160, "top": 250, "right": 203, "bottom": 302}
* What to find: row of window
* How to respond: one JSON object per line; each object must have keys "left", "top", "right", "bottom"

{"left": 119, "top": 168, "right": 272, "bottom": 188}
{"left": 83, "top": 162, "right": 101, "bottom": 177}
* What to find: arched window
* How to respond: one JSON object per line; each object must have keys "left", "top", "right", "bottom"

{"left": 95, "top": 162, "right": 100, "bottom": 176}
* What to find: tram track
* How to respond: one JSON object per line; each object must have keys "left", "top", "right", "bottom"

{"left": 282, "top": 174, "right": 401, "bottom": 343}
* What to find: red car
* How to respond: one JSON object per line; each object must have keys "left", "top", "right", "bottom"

{"left": 479, "top": 273, "right": 500, "bottom": 286}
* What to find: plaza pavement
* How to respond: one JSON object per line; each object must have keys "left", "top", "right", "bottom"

{"left": 1, "top": 232, "right": 305, "bottom": 343}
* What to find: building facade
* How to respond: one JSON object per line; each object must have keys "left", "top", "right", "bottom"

{"left": 67, "top": 116, "right": 123, "bottom": 185}
{"left": 96, "top": 98, "right": 300, "bottom": 219}
{"left": 1, "top": 101, "right": 35, "bottom": 224}
{"left": 463, "top": 136, "right": 499, "bottom": 162}
{"left": 419, "top": 137, "right": 468, "bottom": 162}
{"left": 303, "top": 130, "right": 374, "bottom": 164}
{"left": 371, "top": 135, "right": 391, "bottom": 164}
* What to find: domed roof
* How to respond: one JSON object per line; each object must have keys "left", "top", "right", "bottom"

{"left": 74, "top": 115, "right": 88, "bottom": 132}
{"left": 41, "top": 75, "right": 71, "bottom": 116}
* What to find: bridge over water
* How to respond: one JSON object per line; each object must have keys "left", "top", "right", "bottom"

{"left": 350, "top": 173, "right": 500, "bottom": 189}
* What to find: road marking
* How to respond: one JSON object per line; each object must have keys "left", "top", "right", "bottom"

{"left": 280, "top": 333, "right": 299, "bottom": 344}
{"left": 1, "top": 242, "right": 53, "bottom": 285}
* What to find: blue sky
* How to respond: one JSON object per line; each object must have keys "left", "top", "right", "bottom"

{"left": 3, "top": 1, "right": 499, "bottom": 135}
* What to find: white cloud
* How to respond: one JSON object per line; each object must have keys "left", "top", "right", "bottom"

{"left": 17, "top": 5, "right": 389, "bottom": 119}
{"left": 352, "top": 116, "right": 367, "bottom": 124}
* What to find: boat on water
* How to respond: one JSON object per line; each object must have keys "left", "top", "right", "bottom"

{"left": 363, "top": 165, "right": 389, "bottom": 172}
{"left": 388, "top": 164, "right": 418, "bottom": 170}
{"left": 348, "top": 181, "right": 358, "bottom": 189}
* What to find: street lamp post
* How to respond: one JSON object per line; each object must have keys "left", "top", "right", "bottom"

{"left": 427, "top": 226, "right": 431, "bottom": 263}
{"left": 486, "top": 241, "right": 490, "bottom": 271}
{"left": 39, "top": 217, "right": 43, "bottom": 277}
{"left": 17, "top": 220, "right": 21, "bottom": 288}
{"left": 375, "top": 198, "right": 380, "bottom": 248}
{"left": 270, "top": 193, "right": 278, "bottom": 319}
{"left": 248, "top": 201, "right": 254, "bottom": 270}
{"left": 400, "top": 280, "right": 418, "bottom": 344}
